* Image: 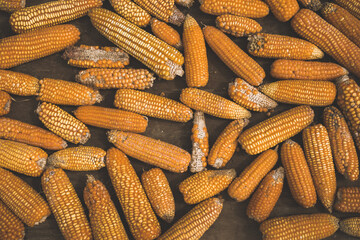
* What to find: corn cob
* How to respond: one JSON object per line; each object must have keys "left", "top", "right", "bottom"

{"left": 88, "top": 8, "right": 184, "bottom": 80}
{"left": 108, "top": 130, "right": 191, "bottom": 173}
{"left": 260, "top": 214, "right": 339, "bottom": 240}
{"left": 151, "top": 19, "right": 182, "bottom": 49}
{"left": 228, "top": 78, "right": 278, "bottom": 112}
{"left": 0, "top": 200, "right": 25, "bottom": 240}
{"left": 238, "top": 105, "right": 314, "bottom": 155}
{"left": 208, "top": 119, "right": 248, "bottom": 168}
{"left": 84, "top": 175, "right": 129, "bottom": 240}
{"left": 0, "top": 91, "right": 10, "bottom": 116}
{"left": 270, "top": 59, "right": 348, "bottom": 80}
{"left": 246, "top": 167, "right": 284, "bottom": 222}
{"left": 280, "top": 139, "right": 317, "bottom": 208}
{"left": 190, "top": 111, "right": 208, "bottom": 172}
{"left": 63, "top": 45, "right": 130, "bottom": 69}
{"left": 74, "top": 106, "right": 148, "bottom": 133}
{"left": 298, "top": 0, "right": 322, "bottom": 11}
{"left": 184, "top": 15, "right": 208, "bottom": 88}
{"left": 175, "top": 0, "right": 193, "bottom": 8}
{"left": 334, "top": 187, "right": 360, "bottom": 213}
{"left": 303, "top": 124, "right": 336, "bottom": 212}
{"left": 0, "top": 70, "right": 39, "bottom": 96}
{"left": 323, "top": 106, "right": 359, "bottom": 181}
{"left": 114, "top": 89, "right": 193, "bottom": 122}
{"left": 36, "top": 102, "right": 90, "bottom": 144}
{"left": 157, "top": 197, "right": 223, "bottom": 240}
{"left": 109, "top": 0, "right": 151, "bottom": 27}
{"left": 228, "top": 148, "right": 278, "bottom": 202}
{"left": 9, "top": 0, "right": 102, "bottom": 33}
{"left": 106, "top": 148, "right": 161, "bottom": 240}
{"left": 334, "top": 0, "right": 360, "bottom": 19}
{"left": 340, "top": 217, "right": 360, "bottom": 237}
{"left": 48, "top": 146, "right": 106, "bottom": 171}
{"left": 216, "top": 15, "right": 262, "bottom": 37}
{"left": 266, "top": 0, "right": 299, "bottom": 22}
{"left": 0, "top": 168, "right": 50, "bottom": 227}
{"left": 203, "top": 26, "right": 265, "bottom": 86}
{"left": 291, "top": 9, "right": 360, "bottom": 78}
{"left": 0, "top": 0, "right": 25, "bottom": 12}
{"left": 42, "top": 168, "right": 92, "bottom": 240}
{"left": 141, "top": 168, "right": 175, "bottom": 223}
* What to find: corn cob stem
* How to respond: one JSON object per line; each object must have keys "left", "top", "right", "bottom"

{"left": 175, "top": 0, "right": 193, "bottom": 8}
{"left": 0, "top": 200, "right": 25, "bottom": 240}
{"left": 0, "top": 70, "right": 39, "bottom": 96}
{"left": 109, "top": 0, "right": 151, "bottom": 27}
{"left": 0, "top": 0, "right": 25, "bottom": 12}
{"left": 0, "top": 91, "right": 10, "bottom": 116}
{"left": 151, "top": 19, "right": 182, "bottom": 49}
{"left": 265, "top": 0, "right": 299, "bottom": 22}
{"left": 190, "top": 111, "right": 209, "bottom": 172}
{"left": 334, "top": 0, "right": 360, "bottom": 19}
{"left": 334, "top": 187, "right": 360, "bottom": 213}
{"left": 340, "top": 217, "right": 360, "bottom": 237}
{"left": 298, "top": 0, "right": 322, "bottom": 11}
{"left": 216, "top": 15, "right": 262, "bottom": 37}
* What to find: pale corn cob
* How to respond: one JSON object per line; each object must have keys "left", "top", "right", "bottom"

{"left": 9, "top": 0, "right": 102, "bottom": 33}
{"left": 109, "top": 0, "right": 151, "bottom": 27}
{"left": 208, "top": 119, "right": 248, "bottom": 168}
{"left": 190, "top": 111, "right": 209, "bottom": 172}
{"left": 88, "top": 8, "right": 184, "bottom": 80}
{"left": 151, "top": 19, "right": 182, "bottom": 49}
{"left": 228, "top": 148, "right": 278, "bottom": 202}
{"left": 216, "top": 15, "right": 262, "bottom": 37}
{"left": 303, "top": 124, "right": 336, "bottom": 212}
{"left": 270, "top": 59, "right": 348, "bottom": 80}
{"left": 0, "top": 168, "right": 50, "bottom": 227}
{"left": 246, "top": 167, "right": 284, "bottom": 222}
{"left": 334, "top": 0, "right": 360, "bottom": 19}
{"left": 184, "top": 15, "right": 208, "bottom": 87}
{"left": 298, "top": 0, "right": 322, "bottom": 11}
{"left": 203, "top": 26, "right": 265, "bottom": 86}
{"left": 0, "top": 24, "right": 80, "bottom": 69}
{"left": 0, "top": 0, "right": 25, "bottom": 12}
{"left": 334, "top": 187, "right": 360, "bottom": 213}
{"left": 0, "top": 91, "right": 10, "bottom": 116}
{"left": 84, "top": 175, "right": 129, "bottom": 240}
{"left": 238, "top": 105, "right": 314, "bottom": 155}
{"left": 340, "top": 218, "right": 360, "bottom": 237}
{"left": 36, "top": 102, "right": 90, "bottom": 144}
{"left": 106, "top": 148, "right": 161, "bottom": 240}
{"left": 228, "top": 78, "right": 278, "bottom": 112}
{"left": 157, "top": 197, "right": 223, "bottom": 240}
{"left": 48, "top": 146, "right": 106, "bottom": 171}
{"left": 0, "top": 200, "right": 25, "bottom": 240}
{"left": 265, "top": 0, "right": 299, "bottom": 22}
{"left": 175, "top": 0, "right": 193, "bottom": 8}
{"left": 248, "top": 33, "right": 324, "bottom": 60}
{"left": 108, "top": 130, "right": 191, "bottom": 173}
{"left": 0, "top": 70, "right": 39, "bottom": 96}
{"left": 141, "top": 168, "right": 175, "bottom": 223}
{"left": 323, "top": 106, "right": 359, "bottom": 181}
{"left": 42, "top": 168, "right": 92, "bottom": 240}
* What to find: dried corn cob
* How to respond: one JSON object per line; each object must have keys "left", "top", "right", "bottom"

{"left": 36, "top": 102, "right": 90, "bottom": 144}
{"left": 89, "top": 8, "right": 184, "bottom": 80}
{"left": 84, "top": 175, "right": 129, "bottom": 240}
{"left": 228, "top": 148, "right": 278, "bottom": 202}
{"left": 216, "top": 15, "right": 262, "bottom": 37}
{"left": 10, "top": 0, "right": 102, "bottom": 33}
{"left": 298, "top": 0, "right": 322, "bottom": 11}
{"left": 74, "top": 106, "right": 148, "bottom": 133}
{"left": 190, "top": 111, "right": 208, "bottom": 172}
{"left": 157, "top": 197, "right": 223, "bottom": 240}
{"left": 238, "top": 105, "right": 314, "bottom": 155}
{"left": 340, "top": 217, "right": 360, "bottom": 237}
{"left": 208, "top": 119, "right": 248, "bottom": 168}
{"left": 184, "top": 15, "right": 208, "bottom": 88}
{"left": 109, "top": 0, "right": 151, "bottom": 27}
{"left": 334, "top": 0, "right": 360, "bottom": 19}
{"left": 0, "top": 200, "right": 25, "bottom": 240}
{"left": 303, "top": 124, "right": 336, "bottom": 212}
{"left": 265, "top": 0, "right": 299, "bottom": 22}
{"left": 151, "top": 19, "right": 182, "bottom": 49}
{"left": 280, "top": 139, "right": 317, "bottom": 208}
{"left": 0, "top": 91, "right": 10, "bottom": 116}
{"left": 323, "top": 106, "right": 359, "bottom": 181}
{"left": 0, "top": 168, "right": 50, "bottom": 227}
{"left": 42, "top": 168, "right": 92, "bottom": 240}
{"left": 63, "top": 45, "right": 130, "bottom": 69}
{"left": 141, "top": 168, "right": 175, "bottom": 223}
{"left": 175, "top": 0, "right": 193, "bottom": 8}
{"left": 334, "top": 187, "right": 360, "bottom": 213}
{"left": 108, "top": 130, "right": 191, "bottom": 173}
{"left": 203, "top": 26, "right": 265, "bottom": 86}
{"left": 106, "top": 148, "right": 161, "bottom": 240}
{"left": 0, "top": 0, "right": 25, "bottom": 12}
{"left": 0, "top": 70, "right": 39, "bottom": 96}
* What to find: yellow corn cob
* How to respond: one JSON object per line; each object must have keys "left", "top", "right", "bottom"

{"left": 0, "top": 91, "right": 10, "bottom": 116}
{"left": 190, "top": 111, "right": 209, "bottom": 172}
{"left": 0, "top": 200, "right": 25, "bottom": 240}
{"left": 228, "top": 148, "right": 278, "bottom": 202}
{"left": 303, "top": 124, "right": 336, "bottom": 212}
{"left": 270, "top": 59, "right": 348, "bottom": 80}
{"left": 203, "top": 26, "right": 265, "bottom": 86}
{"left": 323, "top": 106, "right": 359, "bottom": 181}
{"left": 334, "top": 0, "right": 360, "bottom": 19}
{"left": 106, "top": 148, "right": 161, "bottom": 240}
{"left": 84, "top": 175, "right": 129, "bottom": 240}
{"left": 88, "top": 8, "right": 184, "bottom": 80}
{"left": 265, "top": 0, "right": 299, "bottom": 22}
{"left": 208, "top": 119, "right": 248, "bottom": 168}
{"left": 340, "top": 217, "right": 360, "bottom": 237}
{"left": 42, "top": 168, "right": 92, "bottom": 240}
{"left": 298, "top": 0, "right": 322, "bottom": 11}
{"left": 184, "top": 15, "right": 208, "bottom": 88}
{"left": 0, "top": 0, "right": 25, "bottom": 12}
{"left": 141, "top": 168, "right": 175, "bottom": 223}
{"left": 280, "top": 139, "right": 317, "bottom": 208}
{"left": 0, "top": 168, "right": 50, "bottom": 227}
{"left": 48, "top": 146, "right": 106, "bottom": 171}
{"left": 334, "top": 187, "right": 360, "bottom": 213}
{"left": 260, "top": 214, "right": 339, "bottom": 240}
{"left": 238, "top": 105, "right": 314, "bottom": 155}
{"left": 151, "top": 19, "right": 182, "bottom": 49}
{"left": 157, "top": 197, "right": 223, "bottom": 240}
{"left": 216, "top": 15, "right": 262, "bottom": 37}
{"left": 109, "top": 0, "right": 151, "bottom": 27}
{"left": 36, "top": 102, "right": 90, "bottom": 144}
{"left": 108, "top": 130, "right": 191, "bottom": 173}
{"left": 0, "top": 70, "right": 39, "bottom": 96}
{"left": 246, "top": 167, "right": 284, "bottom": 222}
{"left": 9, "top": 0, "right": 102, "bottom": 33}
{"left": 175, "top": 0, "right": 193, "bottom": 8}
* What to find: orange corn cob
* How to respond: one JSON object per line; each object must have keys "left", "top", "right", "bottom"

{"left": 216, "top": 15, "right": 262, "bottom": 37}
{"left": 265, "top": 0, "right": 299, "bottom": 22}
{"left": 0, "top": 200, "right": 25, "bottom": 240}
{"left": 36, "top": 102, "right": 90, "bottom": 144}
{"left": 298, "top": 0, "right": 322, "bottom": 11}
{"left": 340, "top": 218, "right": 360, "bottom": 237}
{"left": 108, "top": 130, "right": 191, "bottom": 173}
{"left": 228, "top": 148, "right": 278, "bottom": 202}
{"left": 334, "top": 187, "right": 360, "bottom": 213}
{"left": 334, "top": 0, "right": 360, "bottom": 19}
{"left": 190, "top": 111, "right": 209, "bottom": 172}
{"left": 203, "top": 26, "right": 265, "bottom": 86}
{"left": 109, "top": 0, "right": 151, "bottom": 27}
{"left": 141, "top": 168, "right": 175, "bottom": 223}
{"left": 151, "top": 19, "right": 182, "bottom": 49}
{"left": 106, "top": 148, "right": 161, "bottom": 240}
{"left": 42, "top": 168, "right": 92, "bottom": 240}
{"left": 175, "top": 0, "right": 193, "bottom": 8}
{"left": 0, "top": 70, "right": 39, "bottom": 96}
{"left": 0, "top": 0, "right": 25, "bottom": 12}
{"left": 0, "top": 91, "right": 10, "bottom": 116}
{"left": 238, "top": 105, "right": 314, "bottom": 155}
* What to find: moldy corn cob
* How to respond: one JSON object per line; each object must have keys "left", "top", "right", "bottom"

{"left": 190, "top": 111, "right": 208, "bottom": 172}
{"left": 265, "top": 0, "right": 299, "bottom": 22}
{"left": 298, "top": 0, "right": 322, "bottom": 11}
{"left": 340, "top": 217, "right": 360, "bottom": 237}
{"left": 0, "top": 70, "right": 39, "bottom": 96}
{"left": 0, "top": 200, "right": 25, "bottom": 240}
{"left": 151, "top": 19, "right": 182, "bottom": 49}
{"left": 334, "top": 0, "right": 360, "bottom": 19}
{"left": 0, "top": 0, "right": 25, "bottom": 12}
{"left": 334, "top": 187, "right": 360, "bottom": 213}
{"left": 216, "top": 15, "right": 262, "bottom": 37}
{"left": 175, "top": 0, "right": 193, "bottom": 8}
{"left": 0, "top": 91, "right": 10, "bottom": 116}
{"left": 109, "top": 0, "right": 151, "bottom": 27}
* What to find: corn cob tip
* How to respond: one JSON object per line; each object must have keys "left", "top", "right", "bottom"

{"left": 169, "top": 6, "right": 185, "bottom": 26}
{"left": 273, "top": 166, "right": 284, "bottom": 181}
{"left": 3, "top": 99, "right": 11, "bottom": 113}
{"left": 169, "top": 61, "right": 184, "bottom": 78}
{"left": 107, "top": 130, "right": 119, "bottom": 143}
{"left": 163, "top": 214, "right": 174, "bottom": 223}
{"left": 336, "top": 75, "right": 350, "bottom": 85}
{"left": 312, "top": 46, "right": 324, "bottom": 59}
{"left": 176, "top": 0, "right": 194, "bottom": 8}
{"left": 247, "top": 34, "right": 264, "bottom": 52}
{"left": 307, "top": 0, "right": 322, "bottom": 11}
{"left": 86, "top": 174, "right": 96, "bottom": 183}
